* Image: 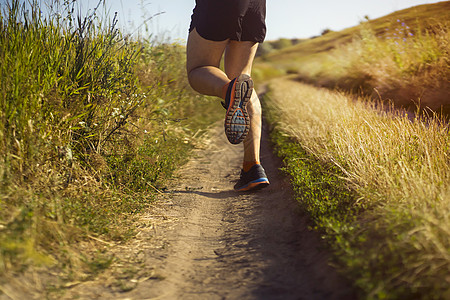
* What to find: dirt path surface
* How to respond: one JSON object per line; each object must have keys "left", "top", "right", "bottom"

{"left": 63, "top": 122, "right": 356, "bottom": 300}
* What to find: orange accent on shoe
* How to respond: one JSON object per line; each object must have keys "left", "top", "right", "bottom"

{"left": 222, "top": 81, "right": 231, "bottom": 100}
{"left": 243, "top": 161, "right": 260, "bottom": 173}
{"left": 226, "top": 80, "right": 237, "bottom": 110}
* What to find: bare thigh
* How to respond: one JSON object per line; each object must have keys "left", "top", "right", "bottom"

{"left": 186, "top": 29, "right": 259, "bottom": 80}
{"left": 186, "top": 29, "right": 228, "bottom": 74}
{"left": 224, "top": 40, "right": 259, "bottom": 80}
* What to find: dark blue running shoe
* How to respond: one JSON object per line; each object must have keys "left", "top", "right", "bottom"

{"left": 234, "top": 164, "right": 270, "bottom": 192}
{"left": 223, "top": 74, "right": 253, "bottom": 145}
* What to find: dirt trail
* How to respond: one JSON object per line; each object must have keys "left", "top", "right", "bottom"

{"left": 63, "top": 121, "right": 356, "bottom": 300}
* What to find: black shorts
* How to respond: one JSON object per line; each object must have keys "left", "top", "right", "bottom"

{"left": 189, "top": 0, "right": 266, "bottom": 43}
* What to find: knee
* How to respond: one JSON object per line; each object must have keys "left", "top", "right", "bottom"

{"left": 186, "top": 66, "right": 198, "bottom": 89}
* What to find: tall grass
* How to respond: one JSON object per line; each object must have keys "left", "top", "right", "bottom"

{"left": 0, "top": 0, "right": 218, "bottom": 286}
{"left": 266, "top": 78, "right": 450, "bottom": 299}
{"left": 0, "top": 0, "right": 141, "bottom": 181}
{"left": 0, "top": 0, "right": 141, "bottom": 275}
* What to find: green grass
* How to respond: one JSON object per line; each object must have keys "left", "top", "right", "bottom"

{"left": 265, "top": 79, "right": 450, "bottom": 299}
{"left": 0, "top": 0, "right": 219, "bottom": 286}
{"left": 270, "top": 133, "right": 359, "bottom": 232}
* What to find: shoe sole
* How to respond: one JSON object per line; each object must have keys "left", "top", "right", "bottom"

{"left": 235, "top": 178, "right": 270, "bottom": 192}
{"left": 224, "top": 74, "right": 253, "bottom": 145}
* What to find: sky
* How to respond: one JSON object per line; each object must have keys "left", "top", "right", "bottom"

{"left": 1, "top": 0, "right": 445, "bottom": 42}
{"left": 105, "top": 0, "right": 444, "bottom": 41}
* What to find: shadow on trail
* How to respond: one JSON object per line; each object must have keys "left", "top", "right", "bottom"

{"left": 169, "top": 190, "right": 236, "bottom": 199}
{"left": 170, "top": 189, "right": 269, "bottom": 200}
{"left": 217, "top": 125, "right": 358, "bottom": 300}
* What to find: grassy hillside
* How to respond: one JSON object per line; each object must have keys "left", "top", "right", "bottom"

{"left": 258, "top": 2, "right": 450, "bottom": 70}
{"left": 255, "top": 2, "right": 450, "bottom": 115}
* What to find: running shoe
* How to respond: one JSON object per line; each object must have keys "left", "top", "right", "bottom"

{"left": 223, "top": 74, "right": 253, "bottom": 145}
{"left": 234, "top": 164, "right": 270, "bottom": 192}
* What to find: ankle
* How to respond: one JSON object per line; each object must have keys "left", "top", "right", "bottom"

{"left": 243, "top": 161, "right": 260, "bottom": 172}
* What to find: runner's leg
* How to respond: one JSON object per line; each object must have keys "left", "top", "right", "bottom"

{"left": 224, "top": 41, "right": 261, "bottom": 166}
{"left": 187, "top": 29, "right": 262, "bottom": 167}
{"left": 186, "top": 29, "right": 229, "bottom": 98}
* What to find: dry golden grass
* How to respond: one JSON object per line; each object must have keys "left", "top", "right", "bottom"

{"left": 267, "top": 78, "right": 450, "bottom": 297}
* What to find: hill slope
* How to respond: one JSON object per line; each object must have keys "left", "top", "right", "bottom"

{"left": 260, "top": 2, "right": 449, "bottom": 67}
{"left": 255, "top": 2, "right": 450, "bottom": 114}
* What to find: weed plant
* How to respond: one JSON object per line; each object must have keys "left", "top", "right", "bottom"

{"left": 0, "top": 0, "right": 218, "bottom": 286}
{"left": 266, "top": 78, "right": 450, "bottom": 299}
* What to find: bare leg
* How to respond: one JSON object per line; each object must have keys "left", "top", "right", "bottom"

{"left": 186, "top": 29, "right": 229, "bottom": 98}
{"left": 186, "top": 29, "right": 262, "bottom": 167}
{"left": 242, "top": 92, "right": 262, "bottom": 164}
{"left": 224, "top": 41, "right": 261, "bottom": 165}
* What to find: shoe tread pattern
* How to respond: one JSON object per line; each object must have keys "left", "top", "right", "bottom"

{"left": 225, "top": 75, "right": 253, "bottom": 144}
